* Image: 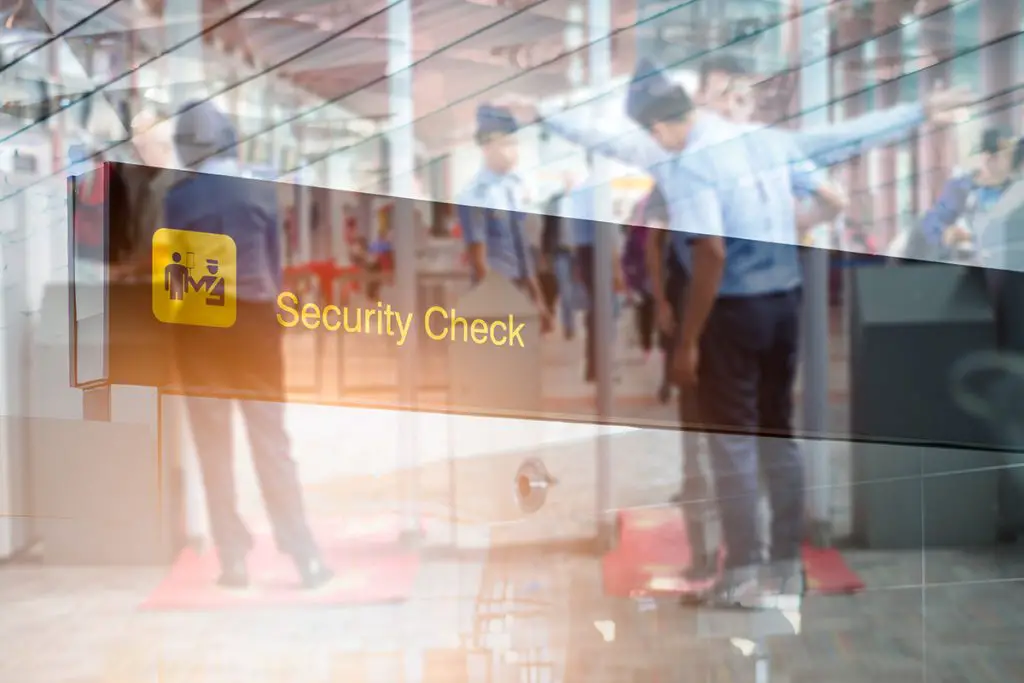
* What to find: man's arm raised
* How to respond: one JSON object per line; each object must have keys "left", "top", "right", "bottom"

{"left": 497, "top": 95, "right": 669, "bottom": 172}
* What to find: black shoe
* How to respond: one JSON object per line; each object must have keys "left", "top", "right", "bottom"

{"left": 217, "top": 558, "right": 250, "bottom": 589}
{"left": 295, "top": 556, "right": 335, "bottom": 590}
{"left": 657, "top": 383, "right": 671, "bottom": 404}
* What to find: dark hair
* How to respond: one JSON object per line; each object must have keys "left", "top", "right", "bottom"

{"left": 699, "top": 53, "right": 754, "bottom": 90}
{"left": 637, "top": 84, "right": 695, "bottom": 130}
{"left": 978, "top": 127, "right": 1014, "bottom": 155}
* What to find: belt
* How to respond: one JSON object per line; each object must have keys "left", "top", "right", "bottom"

{"left": 716, "top": 286, "right": 801, "bottom": 303}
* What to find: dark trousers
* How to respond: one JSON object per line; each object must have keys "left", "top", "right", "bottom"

{"left": 173, "top": 301, "right": 320, "bottom": 563}
{"left": 697, "top": 288, "right": 804, "bottom": 570}
{"left": 634, "top": 292, "right": 655, "bottom": 352}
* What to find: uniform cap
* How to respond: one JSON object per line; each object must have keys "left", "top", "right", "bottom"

{"left": 476, "top": 104, "right": 519, "bottom": 138}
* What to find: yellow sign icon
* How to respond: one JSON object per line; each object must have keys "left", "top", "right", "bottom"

{"left": 151, "top": 228, "right": 237, "bottom": 328}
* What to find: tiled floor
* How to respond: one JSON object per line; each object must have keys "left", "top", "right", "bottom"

{"left": 8, "top": 303, "right": 1024, "bottom": 682}
{"left": 3, "top": 546, "right": 1024, "bottom": 682}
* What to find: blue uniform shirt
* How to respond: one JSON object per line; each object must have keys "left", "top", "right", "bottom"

{"left": 922, "top": 172, "right": 1009, "bottom": 247}
{"left": 539, "top": 99, "right": 924, "bottom": 271}
{"left": 456, "top": 167, "right": 534, "bottom": 283}
{"left": 661, "top": 115, "right": 825, "bottom": 296}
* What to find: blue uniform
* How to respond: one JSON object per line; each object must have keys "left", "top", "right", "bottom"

{"left": 456, "top": 105, "right": 534, "bottom": 285}
{"left": 921, "top": 172, "right": 1008, "bottom": 252}
{"left": 540, "top": 90, "right": 925, "bottom": 271}
{"left": 455, "top": 168, "right": 533, "bottom": 283}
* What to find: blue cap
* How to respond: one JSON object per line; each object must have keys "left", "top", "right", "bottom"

{"left": 626, "top": 57, "right": 679, "bottom": 125}
{"left": 476, "top": 104, "right": 518, "bottom": 138}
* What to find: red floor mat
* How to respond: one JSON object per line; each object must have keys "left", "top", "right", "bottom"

{"left": 603, "top": 507, "right": 865, "bottom": 597}
{"left": 142, "top": 515, "right": 421, "bottom": 610}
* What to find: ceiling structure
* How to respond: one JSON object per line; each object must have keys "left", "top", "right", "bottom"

{"left": 1, "top": 0, "right": 988, "bottom": 164}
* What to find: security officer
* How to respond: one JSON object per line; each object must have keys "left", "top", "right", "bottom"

{"left": 963, "top": 133, "right": 1024, "bottom": 537}
{"left": 456, "top": 104, "right": 553, "bottom": 331}
{"left": 499, "top": 58, "right": 849, "bottom": 607}
{"left": 922, "top": 127, "right": 1018, "bottom": 258}
{"left": 167, "top": 100, "right": 333, "bottom": 591}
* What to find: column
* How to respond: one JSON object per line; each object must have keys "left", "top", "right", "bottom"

{"left": 980, "top": 0, "right": 1022, "bottom": 131}
{"left": 587, "top": 0, "right": 614, "bottom": 542}
{"left": 872, "top": 0, "right": 906, "bottom": 247}
{"left": 387, "top": 0, "right": 420, "bottom": 537}
{"left": 917, "top": 0, "right": 955, "bottom": 212}
{"left": 163, "top": 0, "right": 205, "bottom": 107}
{"left": 798, "top": 0, "right": 833, "bottom": 544}
{"left": 835, "top": 12, "right": 872, "bottom": 231}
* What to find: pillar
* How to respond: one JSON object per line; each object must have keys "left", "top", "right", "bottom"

{"left": 798, "top": 0, "right": 833, "bottom": 544}
{"left": 163, "top": 0, "right": 205, "bottom": 107}
{"left": 387, "top": 0, "right": 421, "bottom": 537}
{"left": 917, "top": 0, "right": 956, "bottom": 212}
{"left": 835, "top": 10, "right": 873, "bottom": 231}
{"left": 587, "top": 0, "right": 614, "bottom": 541}
{"left": 872, "top": 0, "right": 906, "bottom": 247}
{"left": 980, "top": 0, "right": 1022, "bottom": 131}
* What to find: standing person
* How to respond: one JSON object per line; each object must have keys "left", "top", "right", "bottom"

{"left": 498, "top": 57, "right": 848, "bottom": 607}
{"left": 959, "top": 131, "right": 1024, "bottom": 539}
{"left": 921, "top": 127, "right": 1018, "bottom": 259}
{"left": 455, "top": 104, "right": 553, "bottom": 331}
{"left": 166, "top": 100, "right": 334, "bottom": 590}
{"left": 647, "top": 51, "right": 969, "bottom": 570}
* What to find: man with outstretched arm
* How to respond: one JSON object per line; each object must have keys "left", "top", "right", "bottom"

{"left": 499, "top": 58, "right": 851, "bottom": 608}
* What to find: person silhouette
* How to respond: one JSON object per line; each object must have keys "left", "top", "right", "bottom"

{"left": 166, "top": 99, "right": 334, "bottom": 591}
{"left": 164, "top": 252, "right": 189, "bottom": 300}
{"left": 188, "top": 259, "right": 226, "bottom": 306}
{"left": 204, "top": 259, "right": 226, "bottom": 306}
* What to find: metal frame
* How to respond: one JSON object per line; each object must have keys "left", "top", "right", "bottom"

{"left": 0, "top": 183, "right": 39, "bottom": 560}
{"left": 67, "top": 166, "right": 111, "bottom": 392}
{"left": 588, "top": 0, "right": 616, "bottom": 551}
{"left": 799, "top": 0, "right": 835, "bottom": 549}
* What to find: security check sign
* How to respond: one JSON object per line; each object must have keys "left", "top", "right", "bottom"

{"left": 151, "top": 228, "right": 237, "bottom": 328}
